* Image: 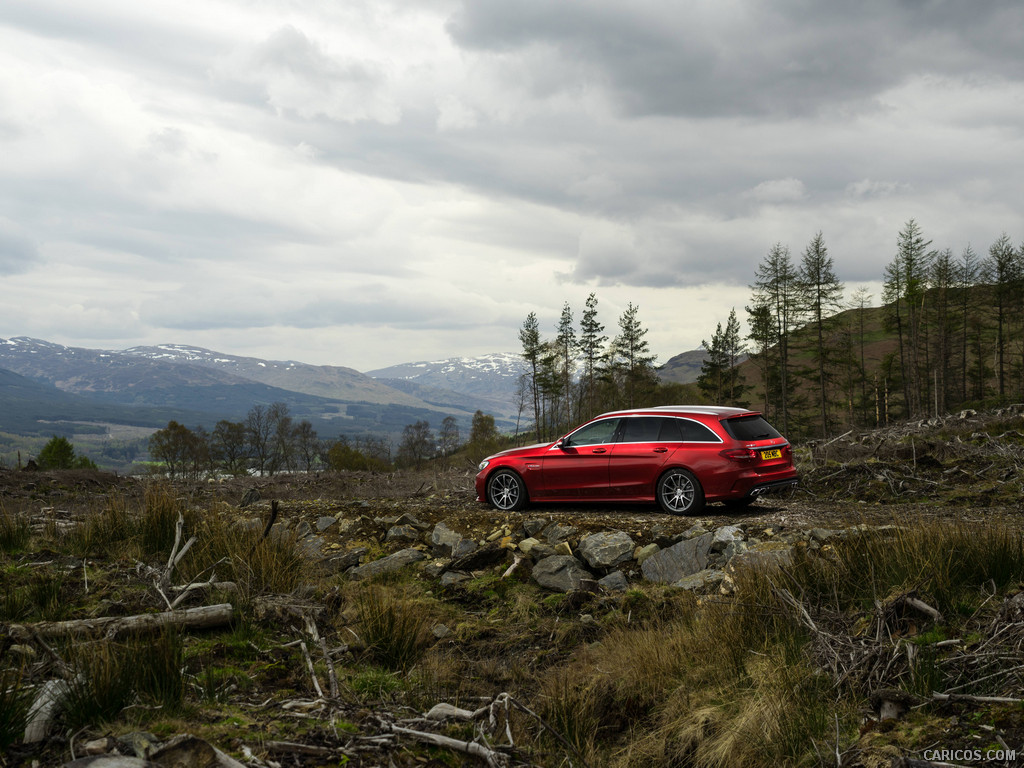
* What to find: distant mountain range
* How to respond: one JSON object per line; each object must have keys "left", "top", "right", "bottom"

{"left": 0, "top": 337, "right": 708, "bottom": 440}
{"left": 0, "top": 337, "right": 519, "bottom": 439}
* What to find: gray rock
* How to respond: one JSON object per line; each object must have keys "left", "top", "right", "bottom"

{"left": 348, "top": 548, "right": 426, "bottom": 579}
{"left": 522, "top": 518, "right": 549, "bottom": 538}
{"left": 386, "top": 524, "right": 421, "bottom": 543}
{"left": 578, "top": 531, "right": 635, "bottom": 569}
{"left": 440, "top": 571, "right": 471, "bottom": 586}
{"left": 297, "top": 535, "right": 324, "bottom": 558}
{"left": 634, "top": 543, "right": 660, "bottom": 565}
{"left": 528, "top": 543, "right": 557, "bottom": 561}
{"left": 422, "top": 560, "right": 448, "bottom": 578}
{"left": 672, "top": 568, "right": 725, "bottom": 592}
{"left": 544, "top": 523, "right": 578, "bottom": 544}
{"left": 295, "top": 520, "right": 313, "bottom": 538}
{"left": 597, "top": 570, "right": 629, "bottom": 592}
{"left": 395, "top": 512, "right": 429, "bottom": 529}
{"left": 452, "top": 538, "right": 479, "bottom": 558}
{"left": 431, "top": 522, "right": 463, "bottom": 555}
{"left": 810, "top": 528, "right": 840, "bottom": 542}
{"left": 448, "top": 545, "right": 507, "bottom": 572}
{"left": 728, "top": 541, "right": 794, "bottom": 572}
{"left": 322, "top": 547, "right": 367, "bottom": 574}
{"left": 711, "top": 525, "right": 743, "bottom": 552}
{"left": 315, "top": 516, "right": 338, "bottom": 532}
{"left": 641, "top": 532, "right": 714, "bottom": 584}
{"left": 532, "top": 555, "right": 591, "bottom": 592}
{"left": 722, "top": 539, "right": 749, "bottom": 560}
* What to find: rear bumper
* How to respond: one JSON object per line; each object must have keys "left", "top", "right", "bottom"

{"left": 744, "top": 477, "right": 799, "bottom": 498}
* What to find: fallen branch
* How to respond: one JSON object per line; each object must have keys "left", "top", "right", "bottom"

{"left": 7, "top": 603, "right": 233, "bottom": 642}
{"left": 386, "top": 723, "right": 508, "bottom": 768}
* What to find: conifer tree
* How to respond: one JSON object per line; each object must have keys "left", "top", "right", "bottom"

{"left": 578, "top": 293, "right": 607, "bottom": 421}
{"left": 798, "top": 231, "right": 844, "bottom": 438}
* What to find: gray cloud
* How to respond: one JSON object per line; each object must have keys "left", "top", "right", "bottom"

{"left": 0, "top": 227, "right": 39, "bottom": 274}
{"left": 446, "top": 1, "right": 1024, "bottom": 118}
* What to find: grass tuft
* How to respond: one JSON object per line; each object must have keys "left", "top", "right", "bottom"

{"left": 0, "top": 668, "right": 31, "bottom": 752}
{"left": 354, "top": 585, "right": 430, "bottom": 672}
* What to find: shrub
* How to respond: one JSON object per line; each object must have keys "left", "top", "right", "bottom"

{"left": 354, "top": 586, "right": 430, "bottom": 672}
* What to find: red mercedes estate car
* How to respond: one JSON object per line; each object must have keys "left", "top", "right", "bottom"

{"left": 475, "top": 406, "right": 797, "bottom": 515}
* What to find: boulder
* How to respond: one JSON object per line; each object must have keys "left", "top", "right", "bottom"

{"left": 728, "top": 541, "right": 794, "bottom": 572}
{"left": 386, "top": 525, "right": 420, "bottom": 543}
{"left": 431, "top": 522, "right": 462, "bottom": 554}
{"left": 710, "top": 525, "right": 743, "bottom": 552}
{"left": 348, "top": 548, "right": 426, "bottom": 580}
{"left": 634, "top": 543, "right": 660, "bottom": 565}
{"left": 673, "top": 568, "right": 725, "bottom": 592}
{"left": 641, "top": 532, "right": 714, "bottom": 584}
{"left": 322, "top": 547, "right": 367, "bottom": 574}
{"left": 522, "top": 518, "right": 549, "bottom": 538}
{"left": 544, "top": 523, "right": 578, "bottom": 543}
{"left": 597, "top": 570, "right": 629, "bottom": 592}
{"left": 315, "top": 516, "right": 338, "bottom": 532}
{"left": 448, "top": 544, "right": 508, "bottom": 572}
{"left": 578, "top": 531, "right": 635, "bottom": 569}
{"left": 532, "top": 555, "right": 591, "bottom": 592}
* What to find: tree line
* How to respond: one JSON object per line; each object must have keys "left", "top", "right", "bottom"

{"left": 519, "top": 220, "right": 1024, "bottom": 442}
{"left": 706, "top": 220, "right": 1024, "bottom": 439}
{"left": 518, "top": 296, "right": 661, "bottom": 441}
{"left": 147, "top": 403, "right": 502, "bottom": 479}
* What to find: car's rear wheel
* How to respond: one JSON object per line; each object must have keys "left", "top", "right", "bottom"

{"left": 657, "top": 468, "right": 705, "bottom": 515}
{"left": 487, "top": 469, "right": 527, "bottom": 511}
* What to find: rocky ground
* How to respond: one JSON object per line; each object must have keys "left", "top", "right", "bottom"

{"left": 2, "top": 405, "right": 1024, "bottom": 767}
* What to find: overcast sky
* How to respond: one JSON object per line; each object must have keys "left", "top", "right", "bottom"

{"left": 2, "top": 1, "right": 1023, "bottom": 372}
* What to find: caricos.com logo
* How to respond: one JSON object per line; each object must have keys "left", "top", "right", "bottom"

{"left": 923, "top": 748, "right": 1017, "bottom": 763}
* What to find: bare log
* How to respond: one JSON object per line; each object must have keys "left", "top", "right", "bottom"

{"left": 7, "top": 603, "right": 233, "bottom": 642}
{"left": 386, "top": 724, "right": 508, "bottom": 768}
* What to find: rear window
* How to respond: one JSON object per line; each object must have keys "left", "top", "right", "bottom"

{"left": 721, "top": 415, "right": 782, "bottom": 441}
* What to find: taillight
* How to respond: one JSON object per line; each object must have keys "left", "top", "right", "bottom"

{"left": 720, "top": 448, "right": 759, "bottom": 461}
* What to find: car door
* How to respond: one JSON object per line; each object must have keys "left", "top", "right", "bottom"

{"left": 606, "top": 416, "right": 679, "bottom": 498}
{"left": 539, "top": 417, "right": 620, "bottom": 498}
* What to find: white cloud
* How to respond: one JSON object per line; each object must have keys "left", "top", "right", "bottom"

{"left": 746, "top": 178, "right": 807, "bottom": 203}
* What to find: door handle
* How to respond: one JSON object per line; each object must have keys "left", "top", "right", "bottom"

{"left": 653, "top": 447, "right": 669, "bottom": 453}
{"left": 591, "top": 448, "right": 607, "bottom": 454}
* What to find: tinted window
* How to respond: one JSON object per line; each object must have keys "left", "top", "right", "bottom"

{"left": 679, "top": 419, "right": 721, "bottom": 442}
{"left": 619, "top": 417, "right": 665, "bottom": 443}
{"left": 721, "top": 415, "right": 782, "bottom": 441}
{"left": 657, "top": 418, "right": 683, "bottom": 442}
{"left": 565, "top": 418, "right": 620, "bottom": 446}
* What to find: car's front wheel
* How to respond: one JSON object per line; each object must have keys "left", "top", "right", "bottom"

{"left": 656, "top": 468, "right": 705, "bottom": 515}
{"left": 487, "top": 469, "right": 527, "bottom": 511}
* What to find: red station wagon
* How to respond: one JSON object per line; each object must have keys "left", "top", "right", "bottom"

{"left": 475, "top": 406, "right": 798, "bottom": 515}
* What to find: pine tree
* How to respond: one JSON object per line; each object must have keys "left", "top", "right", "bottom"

{"left": 984, "top": 233, "right": 1020, "bottom": 399}
{"left": 519, "top": 312, "right": 543, "bottom": 442}
{"left": 555, "top": 302, "right": 578, "bottom": 430}
{"left": 798, "top": 232, "right": 844, "bottom": 438}
{"left": 612, "top": 302, "right": 657, "bottom": 409}
{"left": 578, "top": 293, "right": 607, "bottom": 421}
{"left": 751, "top": 242, "right": 799, "bottom": 435}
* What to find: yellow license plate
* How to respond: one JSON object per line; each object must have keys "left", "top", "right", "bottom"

{"left": 760, "top": 449, "right": 782, "bottom": 460}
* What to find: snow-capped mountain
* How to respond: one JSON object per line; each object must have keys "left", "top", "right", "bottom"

{"left": 367, "top": 353, "right": 526, "bottom": 406}
{"left": 0, "top": 337, "right": 522, "bottom": 436}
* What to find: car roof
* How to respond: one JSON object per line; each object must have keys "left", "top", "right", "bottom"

{"left": 595, "top": 405, "right": 756, "bottom": 419}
